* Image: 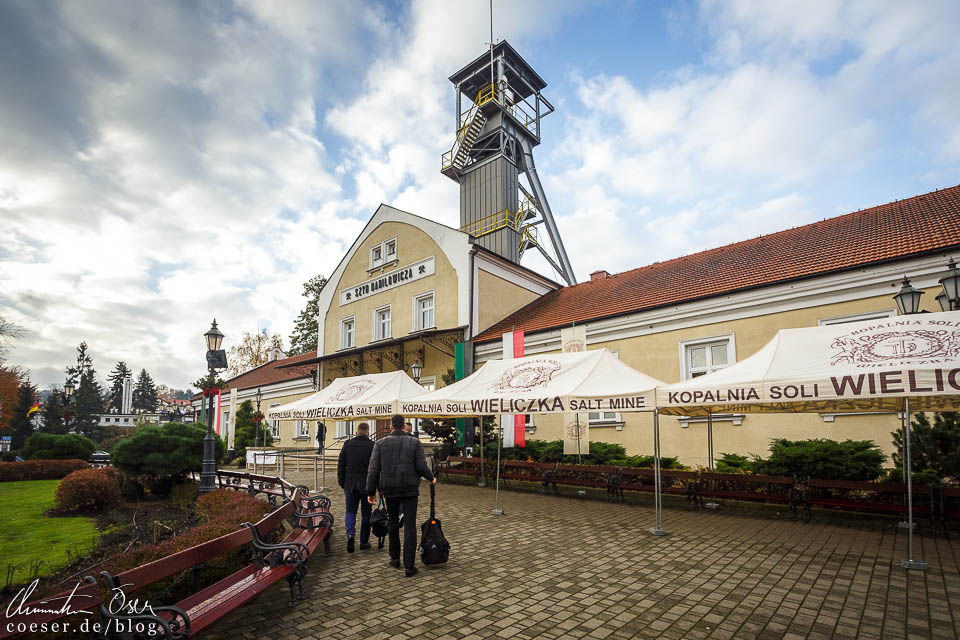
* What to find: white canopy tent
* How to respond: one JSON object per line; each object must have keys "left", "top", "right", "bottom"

{"left": 657, "top": 310, "right": 960, "bottom": 568}
{"left": 400, "top": 349, "right": 670, "bottom": 533}
{"left": 266, "top": 370, "right": 429, "bottom": 422}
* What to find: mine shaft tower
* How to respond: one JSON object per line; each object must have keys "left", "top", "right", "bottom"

{"left": 442, "top": 41, "right": 576, "bottom": 285}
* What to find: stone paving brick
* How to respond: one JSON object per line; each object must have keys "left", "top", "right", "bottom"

{"left": 201, "top": 477, "right": 960, "bottom": 640}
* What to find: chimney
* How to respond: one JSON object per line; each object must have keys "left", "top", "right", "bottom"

{"left": 590, "top": 270, "right": 610, "bottom": 282}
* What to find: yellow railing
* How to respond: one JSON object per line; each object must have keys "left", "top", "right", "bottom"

{"left": 518, "top": 222, "right": 540, "bottom": 253}
{"left": 459, "top": 208, "right": 524, "bottom": 238}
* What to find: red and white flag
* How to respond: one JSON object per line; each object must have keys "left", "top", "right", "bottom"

{"left": 500, "top": 330, "right": 525, "bottom": 448}
{"left": 215, "top": 392, "right": 221, "bottom": 435}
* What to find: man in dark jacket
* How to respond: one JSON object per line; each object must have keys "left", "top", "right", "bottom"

{"left": 367, "top": 414, "right": 436, "bottom": 576}
{"left": 338, "top": 422, "right": 374, "bottom": 553}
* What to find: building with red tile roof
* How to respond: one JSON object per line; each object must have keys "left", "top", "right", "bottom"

{"left": 476, "top": 184, "right": 960, "bottom": 343}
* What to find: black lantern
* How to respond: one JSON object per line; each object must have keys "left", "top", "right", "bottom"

{"left": 205, "top": 319, "right": 225, "bottom": 351}
{"left": 939, "top": 258, "right": 960, "bottom": 311}
{"left": 410, "top": 359, "right": 423, "bottom": 383}
{"left": 63, "top": 380, "right": 75, "bottom": 399}
{"left": 893, "top": 276, "right": 923, "bottom": 315}
{"left": 254, "top": 387, "right": 263, "bottom": 447}
{"left": 937, "top": 291, "right": 950, "bottom": 313}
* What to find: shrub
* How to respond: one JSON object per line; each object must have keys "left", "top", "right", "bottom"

{"left": 608, "top": 455, "right": 683, "bottom": 469}
{"left": 112, "top": 422, "right": 224, "bottom": 482}
{"left": 0, "top": 458, "right": 88, "bottom": 482}
{"left": 753, "top": 438, "right": 886, "bottom": 481}
{"left": 55, "top": 468, "right": 122, "bottom": 512}
{"left": 715, "top": 452, "right": 757, "bottom": 474}
{"left": 892, "top": 411, "right": 960, "bottom": 483}
{"left": 22, "top": 433, "right": 96, "bottom": 461}
{"left": 171, "top": 481, "right": 198, "bottom": 510}
{"left": 195, "top": 488, "right": 260, "bottom": 522}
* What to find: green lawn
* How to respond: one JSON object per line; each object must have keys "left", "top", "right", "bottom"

{"left": 0, "top": 479, "right": 100, "bottom": 585}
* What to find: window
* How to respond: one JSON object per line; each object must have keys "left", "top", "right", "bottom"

{"left": 414, "top": 292, "right": 434, "bottom": 331}
{"left": 336, "top": 421, "right": 354, "bottom": 438}
{"left": 374, "top": 305, "right": 391, "bottom": 341}
{"left": 295, "top": 420, "right": 310, "bottom": 438}
{"left": 589, "top": 411, "right": 620, "bottom": 424}
{"left": 340, "top": 317, "right": 355, "bottom": 349}
{"left": 369, "top": 237, "right": 398, "bottom": 269}
{"left": 222, "top": 411, "right": 230, "bottom": 432}
{"left": 680, "top": 335, "right": 735, "bottom": 379}
{"left": 269, "top": 403, "right": 280, "bottom": 438}
{"left": 819, "top": 309, "right": 896, "bottom": 326}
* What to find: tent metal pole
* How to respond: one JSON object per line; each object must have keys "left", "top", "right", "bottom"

{"left": 479, "top": 415, "right": 486, "bottom": 487}
{"left": 493, "top": 418, "right": 504, "bottom": 515}
{"left": 899, "top": 397, "right": 927, "bottom": 570}
{"left": 705, "top": 413, "right": 719, "bottom": 509}
{"left": 649, "top": 410, "right": 666, "bottom": 536}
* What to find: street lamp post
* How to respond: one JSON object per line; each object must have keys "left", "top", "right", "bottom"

{"left": 410, "top": 359, "right": 423, "bottom": 437}
{"left": 199, "top": 319, "right": 227, "bottom": 496}
{"left": 254, "top": 387, "right": 263, "bottom": 448}
{"left": 939, "top": 258, "right": 960, "bottom": 311}
{"left": 62, "top": 380, "right": 75, "bottom": 431}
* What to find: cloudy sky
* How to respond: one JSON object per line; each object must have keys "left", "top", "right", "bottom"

{"left": 2, "top": 0, "right": 959, "bottom": 391}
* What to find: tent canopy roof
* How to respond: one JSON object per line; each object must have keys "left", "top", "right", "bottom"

{"left": 400, "top": 348, "right": 665, "bottom": 417}
{"left": 658, "top": 310, "right": 960, "bottom": 416}
{"left": 266, "top": 370, "right": 427, "bottom": 421}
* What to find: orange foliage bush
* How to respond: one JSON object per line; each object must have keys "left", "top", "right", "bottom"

{"left": 55, "top": 468, "right": 122, "bottom": 512}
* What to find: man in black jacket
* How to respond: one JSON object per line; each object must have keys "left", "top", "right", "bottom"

{"left": 367, "top": 414, "right": 436, "bottom": 576}
{"left": 338, "top": 422, "right": 374, "bottom": 553}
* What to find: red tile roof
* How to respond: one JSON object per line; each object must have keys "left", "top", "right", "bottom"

{"left": 191, "top": 350, "right": 317, "bottom": 399}
{"left": 476, "top": 185, "right": 960, "bottom": 343}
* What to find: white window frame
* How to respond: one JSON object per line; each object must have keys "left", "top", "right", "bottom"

{"left": 679, "top": 333, "right": 736, "bottom": 380}
{"left": 370, "top": 244, "right": 384, "bottom": 269}
{"left": 295, "top": 420, "right": 310, "bottom": 439}
{"left": 368, "top": 237, "right": 398, "bottom": 270}
{"left": 384, "top": 237, "right": 397, "bottom": 262}
{"left": 373, "top": 304, "right": 392, "bottom": 341}
{"left": 818, "top": 309, "right": 896, "bottom": 326}
{"left": 413, "top": 290, "right": 435, "bottom": 331}
{"left": 336, "top": 420, "right": 354, "bottom": 438}
{"left": 268, "top": 403, "right": 280, "bottom": 438}
{"left": 222, "top": 410, "right": 230, "bottom": 433}
{"left": 339, "top": 316, "right": 355, "bottom": 350}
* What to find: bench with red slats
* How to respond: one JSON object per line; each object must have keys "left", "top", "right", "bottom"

{"left": 0, "top": 481, "right": 333, "bottom": 640}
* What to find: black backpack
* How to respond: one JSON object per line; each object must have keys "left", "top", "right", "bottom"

{"left": 419, "top": 484, "right": 450, "bottom": 565}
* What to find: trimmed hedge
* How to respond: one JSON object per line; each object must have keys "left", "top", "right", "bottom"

{"left": 22, "top": 433, "right": 96, "bottom": 461}
{"left": 55, "top": 468, "right": 122, "bottom": 512}
{"left": 0, "top": 459, "right": 89, "bottom": 482}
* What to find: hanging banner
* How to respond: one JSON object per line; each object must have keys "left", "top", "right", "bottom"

{"left": 560, "top": 325, "right": 587, "bottom": 353}
{"left": 563, "top": 412, "right": 589, "bottom": 456}
{"left": 229, "top": 387, "right": 238, "bottom": 445}
{"left": 500, "top": 330, "right": 525, "bottom": 448}
{"left": 215, "top": 391, "right": 221, "bottom": 435}
{"left": 455, "top": 342, "right": 465, "bottom": 448}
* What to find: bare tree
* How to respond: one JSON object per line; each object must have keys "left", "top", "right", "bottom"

{"left": 225, "top": 329, "right": 285, "bottom": 378}
{"left": 0, "top": 315, "right": 25, "bottom": 365}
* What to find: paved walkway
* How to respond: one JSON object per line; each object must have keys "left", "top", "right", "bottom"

{"left": 206, "top": 477, "right": 960, "bottom": 640}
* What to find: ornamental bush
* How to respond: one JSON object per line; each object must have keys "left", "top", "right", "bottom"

{"left": 111, "top": 421, "right": 224, "bottom": 484}
{"left": 22, "top": 432, "right": 96, "bottom": 461}
{"left": 752, "top": 438, "right": 886, "bottom": 481}
{"left": 55, "top": 468, "right": 122, "bottom": 512}
{"left": 0, "top": 458, "right": 88, "bottom": 482}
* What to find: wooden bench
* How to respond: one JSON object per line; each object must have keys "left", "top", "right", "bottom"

{"left": 0, "top": 483, "right": 332, "bottom": 640}
{"left": 806, "top": 478, "right": 934, "bottom": 518}
{"left": 694, "top": 472, "right": 795, "bottom": 509}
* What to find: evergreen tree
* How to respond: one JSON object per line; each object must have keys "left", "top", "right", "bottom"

{"left": 132, "top": 368, "right": 158, "bottom": 413}
{"left": 66, "top": 343, "right": 105, "bottom": 442}
{"left": 892, "top": 412, "right": 960, "bottom": 482}
{"left": 288, "top": 273, "right": 327, "bottom": 355}
{"left": 106, "top": 361, "right": 132, "bottom": 413}
{"left": 10, "top": 380, "right": 37, "bottom": 450}
{"left": 41, "top": 384, "right": 67, "bottom": 434}
{"left": 232, "top": 399, "right": 273, "bottom": 461}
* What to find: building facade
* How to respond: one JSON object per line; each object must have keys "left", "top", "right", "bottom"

{"left": 473, "top": 186, "right": 960, "bottom": 467}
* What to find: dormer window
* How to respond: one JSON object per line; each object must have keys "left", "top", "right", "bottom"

{"left": 369, "top": 237, "right": 398, "bottom": 270}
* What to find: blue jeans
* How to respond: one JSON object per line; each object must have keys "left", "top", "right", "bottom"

{"left": 344, "top": 482, "right": 371, "bottom": 544}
